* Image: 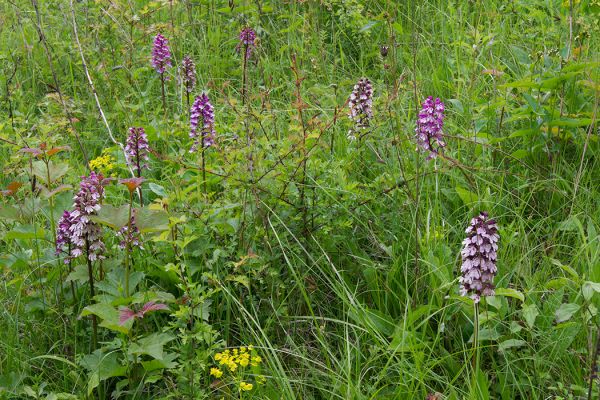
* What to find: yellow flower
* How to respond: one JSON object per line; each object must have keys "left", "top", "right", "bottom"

{"left": 238, "top": 357, "right": 249, "bottom": 367}
{"left": 214, "top": 352, "right": 223, "bottom": 361}
{"left": 210, "top": 368, "right": 223, "bottom": 378}
{"left": 251, "top": 356, "right": 262, "bottom": 366}
{"left": 239, "top": 381, "right": 253, "bottom": 391}
{"left": 257, "top": 375, "right": 267, "bottom": 385}
{"left": 88, "top": 152, "right": 115, "bottom": 175}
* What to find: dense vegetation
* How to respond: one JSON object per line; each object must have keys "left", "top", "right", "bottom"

{"left": 1, "top": 0, "right": 599, "bottom": 399}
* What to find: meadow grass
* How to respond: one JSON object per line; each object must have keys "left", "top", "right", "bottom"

{"left": 0, "top": 0, "right": 599, "bottom": 399}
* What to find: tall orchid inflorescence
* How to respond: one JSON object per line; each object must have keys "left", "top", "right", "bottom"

{"left": 237, "top": 27, "right": 257, "bottom": 58}
{"left": 56, "top": 172, "right": 108, "bottom": 262}
{"left": 347, "top": 77, "right": 374, "bottom": 138}
{"left": 189, "top": 92, "right": 216, "bottom": 152}
{"left": 460, "top": 212, "right": 499, "bottom": 303}
{"left": 415, "top": 96, "right": 446, "bottom": 159}
{"left": 125, "top": 127, "right": 150, "bottom": 174}
{"left": 151, "top": 33, "right": 172, "bottom": 75}
{"left": 180, "top": 55, "right": 197, "bottom": 93}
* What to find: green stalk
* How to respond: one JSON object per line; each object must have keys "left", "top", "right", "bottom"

{"left": 124, "top": 191, "right": 133, "bottom": 298}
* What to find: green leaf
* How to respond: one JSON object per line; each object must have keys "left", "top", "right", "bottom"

{"left": 510, "top": 149, "right": 529, "bottom": 160}
{"left": 128, "top": 333, "right": 174, "bottom": 361}
{"left": 148, "top": 182, "right": 167, "bottom": 197}
{"left": 547, "top": 118, "right": 593, "bottom": 127}
{"left": 90, "top": 204, "right": 130, "bottom": 230}
{"left": 80, "top": 350, "right": 127, "bottom": 395}
{"left": 498, "top": 339, "right": 527, "bottom": 352}
{"left": 455, "top": 186, "right": 478, "bottom": 205}
{"left": 4, "top": 224, "right": 45, "bottom": 240}
{"left": 32, "top": 161, "right": 69, "bottom": 184}
{"left": 494, "top": 288, "right": 525, "bottom": 302}
{"left": 66, "top": 265, "right": 90, "bottom": 284}
{"left": 522, "top": 303, "right": 539, "bottom": 329}
{"left": 555, "top": 303, "right": 580, "bottom": 323}
{"left": 582, "top": 281, "right": 600, "bottom": 301}
{"left": 81, "top": 303, "right": 131, "bottom": 334}
{"left": 0, "top": 205, "right": 20, "bottom": 221}
{"left": 135, "top": 207, "right": 169, "bottom": 233}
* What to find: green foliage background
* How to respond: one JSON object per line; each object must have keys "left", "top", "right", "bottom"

{"left": 0, "top": 0, "right": 599, "bottom": 399}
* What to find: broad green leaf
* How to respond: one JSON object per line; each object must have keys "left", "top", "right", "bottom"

{"left": 4, "top": 225, "right": 45, "bottom": 240}
{"left": 510, "top": 149, "right": 529, "bottom": 160}
{"left": 548, "top": 118, "right": 593, "bottom": 127}
{"left": 66, "top": 265, "right": 90, "bottom": 284}
{"left": 494, "top": 288, "right": 524, "bottom": 302}
{"left": 90, "top": 204, "right": 130, "bottom": 230}
{"left": 31, "top": 161, "right": 69, "bottom": 184}
{"left": 148, "top": 182, "right": 167, "bottom": 197}
{"left": 135, "top": 207, "right": 169, "bottom": 233}
{"left": 498, "top": 339, "right": 527, "bottom": 352}
{"left": 522, "top": 303, "right": 539, "bottom": 329}
{"left": 80, "top": 350, "right": 127, "bottom": 394}
{"left": 455, "top": 186, "right": 478, "bottom": 205}
{"left": 128, "top": 333, "right": 174, "bottom": 361}
{"left": 555, "top": 303, "right": 580, "bottom": 323}
{"left": 81, "top": 303, "right": 132, "bottom": 334}
{"left": 582, "top": 281, "right": 600, "bottom": 301}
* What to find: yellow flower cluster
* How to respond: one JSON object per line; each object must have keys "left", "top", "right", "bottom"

{"left": 89, "top": 151, "right": 115, "bottom": 175}
{"left": 209, "top": 345, "right": 266, "bottom": 393}
{"left": 214, "top": 346, "right": 262, "bottom": 373}
{"left": 209, "top": 367, "right": 223, "bottom": 378}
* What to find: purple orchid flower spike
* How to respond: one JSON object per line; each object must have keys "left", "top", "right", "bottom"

{"left": 459, "top": 212, "right": 500, "bottom": 303}
{"left": 415, "top": 96, "right": 446, "bottom": 159}
{"left": 189, "top": 92, "right": 216, "bottom": 152}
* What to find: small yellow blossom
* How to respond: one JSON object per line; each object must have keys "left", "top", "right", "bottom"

{"left": 251, "top": 356, "right": 262, "bottom": 366}
{"left": 89, "top": 151, "right": 116, "bottom": 175}
{"left": 238, "top": 357, "right": 249, "bottom": 367}
{"left": 239, "top": 381, "right": 253, "bottom": 391}
{"left": 210, "top": 368, "right": 223, "bottom": 378}
{"left": 257, "top": 375, "right": 267, "bottom": 385}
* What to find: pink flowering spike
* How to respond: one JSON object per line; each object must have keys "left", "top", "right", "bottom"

{"left": 119, "top": 307, "right": 138, "bottom": 325}
{"left": 237, "top": 27, "right": 257, "bottom": 58}
{"left": 151, "top": 33, "right": 172, "bottom": 75}
{"left": 415, "top": 96, "right": 446, "bottom": 159}
{"left": 180, "top": 56, "right": 197, "bottom": 93}
{"left": 189, "top": 92, "right": 216, "bottom": 152}
{"left": 139, "top": 301, "right": 169, "bottom": 317}
{"left": 56, "top": 172, "right": 108, "bottom": 261}
{"left": 347, "top": 77, "right": 374, "bottom": 139}
{"left": 459, "top": 212, "right": 499, "bottom": 303}
{"left": 117, "top": 213, "right": 142, "bottom": 250}
{"left": 125, "top": 127, "right": 150, "bottom": 173}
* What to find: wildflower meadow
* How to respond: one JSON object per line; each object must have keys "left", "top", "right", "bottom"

{"left": 0, "top": 1, "right": 599, "bottom": 399}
